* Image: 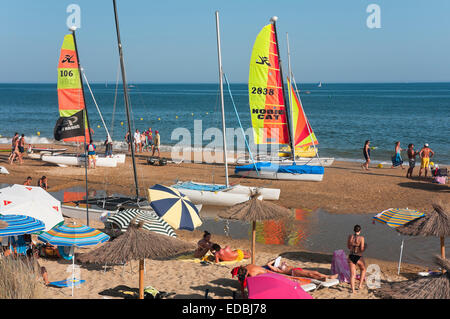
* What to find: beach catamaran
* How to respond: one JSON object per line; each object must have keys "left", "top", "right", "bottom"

{"left": 170, "top": 12, "right": 280, "bottom": 206}
{"left": 42, "top": 33, "right": 122, "bottom": 168}
{"left": 234, "top": 17, "right": 326, "bottom": 181}
{"left": 235, "top": 18, "right": 333, "bottom": 168}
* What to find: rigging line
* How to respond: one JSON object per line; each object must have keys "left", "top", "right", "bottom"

{"left": 223, "top": 73, "right": 259, "bottom": 174}
{"left": 110, "top": 60, "right": 121, "bottom": 139}
{"left": 81, "top": 69, "right": 112, "bottom": 140}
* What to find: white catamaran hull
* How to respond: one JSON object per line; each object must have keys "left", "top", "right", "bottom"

{"left": 172, "top": 182, "right": 280, "bottom": 206}
{"left": 41, "top": 154, "right": 117, "bottom": 167}
{"left": 235, "top": 156, "right": 334, "bottom": 167}
{"left": 235, "top": 170, "right": 324, "bottom": 182}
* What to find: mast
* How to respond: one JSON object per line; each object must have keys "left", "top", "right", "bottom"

{"left": 112, "top": 0, "right": 140, "bottom": 199}
{"left": 71, "top": 27, "right": 91, "bottom": 226}
{"left": 271, "top": 16, "right": 295, "bottom": 160}
{"left": 215, "top": 11, "right": 229, "bottom": 187}
{"left": 286, "top": 32, "right": 295, "bottom": 163}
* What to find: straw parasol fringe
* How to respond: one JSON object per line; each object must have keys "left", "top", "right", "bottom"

{"left": 219, "top": 193, "right": 291, "bottom": 222}
{"left": 78, "top": 220, "right": 194, "bottom": 265}
{"left": 78, "top": 220, "right": 194, "bottom": 299}
{"left": 396, "top": 201, "right": 449, "bottom": 259}
{"left": 219, "top": 193, "right": 291, "bottom": 265}
{"left": 377, "top": 256, "right": 450, "bottom": 299}
{"left": 396, "top": 202, "right": 450, "bottom": 237}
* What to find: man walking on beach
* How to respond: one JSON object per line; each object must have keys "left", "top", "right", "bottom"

{"left": 8, "top": 133, "right": 19, "bottom": 164}
{"left": 418, "top": 143, "right": 434, "bottom": 178}
{"left": 152, "top": 130, "right": 160, "bottom": 157}
{"left": 125, "top": 131, "right": 131, "bottom": 152}
{"left": 406, "top": 144, "right": 419, "bottom": 178}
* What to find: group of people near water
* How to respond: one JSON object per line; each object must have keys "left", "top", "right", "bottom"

{"left": 125, "top": 128, "right": 161, "bottom": 157}
{"left": 362, "top": 140, "right": 436, "bottom": 178}
{"left": 8, "top": 132, "right": 26, "bottom": 165}
{"left": 195, "top": 227, "right": 365, "bottom": 295}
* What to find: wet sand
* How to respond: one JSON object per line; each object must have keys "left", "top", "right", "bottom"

{"left": 0, "top": 144, "right": 447, "bottom": 299}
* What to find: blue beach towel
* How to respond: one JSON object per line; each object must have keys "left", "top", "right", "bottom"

{"left": 49, "top": 279, "right": 85, "bottom": 288}
{"left": 391, "top": 153, "right": 403, "bottom": 167}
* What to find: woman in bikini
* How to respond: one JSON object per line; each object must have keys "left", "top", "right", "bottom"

{"left": 212, "top": 244, "right": 250, "bottom": 263}
{"left": 361, "top": 140, "right": 371, "bottom": 170}
{"left": 347, "top": 224, "right": 366, "bottom": 293}
{"left": 266, "top": 259, "right": 338, "bottom": 281}
{"left": 193, "top": 231, "right": 215, "bottom": 258}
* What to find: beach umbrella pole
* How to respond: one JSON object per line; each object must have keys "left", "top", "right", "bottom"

{"left": 139, "top": 259, "right": 144, "bottom": 299}
{"left": 71, "top": 246, "right": 75, "bottom": 297}
{"left": 440, "top": 236, "right": 445, "bottom": 259}
{"left": 397, "top": 238, "right": 404, "bottom": 275}
{"left": 251, "top": 221, "right": 256, "bottom": 265}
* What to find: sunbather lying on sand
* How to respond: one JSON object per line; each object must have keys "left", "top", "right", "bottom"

{"left": 212, "top": 244, "right": 250, "bottom": 263}
{"left": 266, "top": 258, "right": 338, "bottom": 282}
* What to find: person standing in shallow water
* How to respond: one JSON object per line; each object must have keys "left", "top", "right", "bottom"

{"left": 391, "top": 141, "right": 404, "bottom": 169}
{"left": 347, "top": 225, "right": 366, "bottom": 293}
{"left": 361, "top": 140, "right": 371, "bottom": 170}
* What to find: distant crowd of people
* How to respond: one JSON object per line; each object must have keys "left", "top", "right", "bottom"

{"left": 125, "top": 128, "right": 160, "bottom": 157}
{"left": 362, "top": 140, "right": 436, "bottom": 178}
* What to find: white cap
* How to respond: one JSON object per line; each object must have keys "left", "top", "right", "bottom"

{"left": 424, "top": 143, "right": 429, "bottom": 147}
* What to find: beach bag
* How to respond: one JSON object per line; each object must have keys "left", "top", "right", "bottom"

{"left": 331, "top": 250, "right": 350, "bottom": 283}
{"left": 434, "top": 176, "right": 447, "bottom": 185}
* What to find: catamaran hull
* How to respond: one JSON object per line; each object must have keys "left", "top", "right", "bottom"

{"left": 41, "top": 155, "right": 117, "bottom": 167}
{"left": 235, "top": 157, "right": 334, "bottom": 167}
{"left": 172, "top": 182, "right": 280, "bottom": 206}
{"left": 235, "top": 170, "right": 324, "bottom": 181}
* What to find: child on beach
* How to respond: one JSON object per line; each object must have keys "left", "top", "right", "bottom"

{"left": 38, "top": 176, "right": 48, "bottom": 190}
{"left": 361, "top": 140, "right": 371, "bottom": 170}
{"left": 23, "top": 176, "right": 32, "bottom": 186}
{"left": 104, "top": 137, "right": 113, "bottom": 158}
{"left": 406, "top": 144, "right": 419, "bottom": 178}
{"left": 391, "top": 141, "right": 404, "bottom": 169}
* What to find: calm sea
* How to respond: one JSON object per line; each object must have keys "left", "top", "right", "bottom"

{"left": 0, "top": 82, "right": 449, "bottom": 164}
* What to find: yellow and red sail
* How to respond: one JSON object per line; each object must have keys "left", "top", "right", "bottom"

{"left": 248, "top": 24, "right": 290, "bottom": 145}
{"left": 287, "top": 77, "right": 318, "bottom": 148}
{"left": 56, "top": 34, "right": 90, "bottom": 143}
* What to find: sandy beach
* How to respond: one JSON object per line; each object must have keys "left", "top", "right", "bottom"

{"left": 0, "top": 144, "right": 447, "bottom": 299}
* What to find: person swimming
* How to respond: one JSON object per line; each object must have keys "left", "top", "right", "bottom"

{"left": 212, "top": 244, "right": 250, "bottom": 263}
{"left": 347, "top": 225, "right": 366, "bottom": 293}
{"left": 193, "top": 231, "right": 215, "bottom": 258}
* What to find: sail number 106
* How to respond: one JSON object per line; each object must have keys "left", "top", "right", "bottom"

{"left": 251, "top": 87, "right": 274, "bottom": 95}
{"left": 60, "top": 70, "right": 74, "bottom": 77}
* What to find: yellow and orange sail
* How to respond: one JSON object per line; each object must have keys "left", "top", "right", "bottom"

{"left": 56, "top": 34, "right": 90, "bottom": 143}
{"left": 287, "top": 77, "right": 318, "bottom": 148}
{"left": 248, "top": 24, "right": 290, "bottom": 145}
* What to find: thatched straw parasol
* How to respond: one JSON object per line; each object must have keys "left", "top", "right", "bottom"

{"left": 78, "top": 220, "right": 194, "bottom": 299}
{"left": 218, "top": 193, "right": 291, "bottom": 264}
{"left": 396, "top": 202, "right": 449, "bottom": 260}
{"left": 377, "top": 256, "right": 450, "bottom": 299}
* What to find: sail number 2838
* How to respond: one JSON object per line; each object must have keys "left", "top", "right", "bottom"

{"left": 251, "top": 87, "right": 274, "bottom": 95}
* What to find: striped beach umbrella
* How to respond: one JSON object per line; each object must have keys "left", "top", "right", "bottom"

{"left": 373, "top": 208, "right": 425, "bottom": 228}
{"left": 0, "top": 214, "right": 45, "bottom": 237}
{"left": 148, "top": 184, "right": 202, "bottom": 231}
{"left": 38, "top": 223, "right": 110, "bottom": 247}
{"left": 38, "top": 222, "right": 109, "bottom": 296}
{"left": 373, "top": 208, "right": 425, "bottom": 274}
{"left": 105, "top": 208, "right": 176, "bottom": 237}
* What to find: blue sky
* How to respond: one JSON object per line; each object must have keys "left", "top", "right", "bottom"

{"left": 1, "top": 0, "right": 450, "bottom": 83}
